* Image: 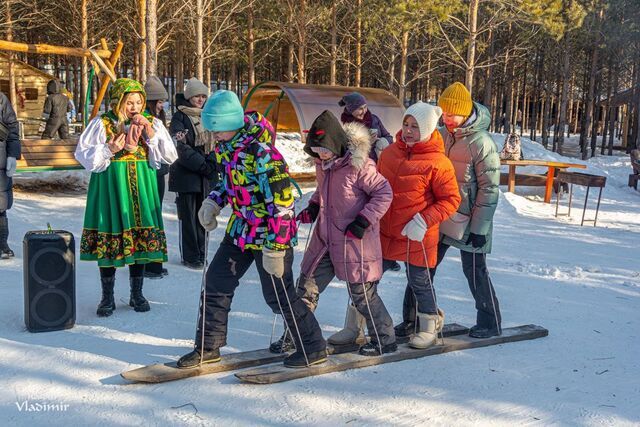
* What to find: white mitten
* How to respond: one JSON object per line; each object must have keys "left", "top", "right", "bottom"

{"left": 401, "top": 213, "right": 428, "bottom": 242}
{"left": 374, "top": 138, "right": 389, "bottom": 158}
{"left": 6, "top": 157, "right": 16, "bottom": 178}
{"left": 198, "top": 198, "right": 222, "bottom": 231}
{"left": 261, "top": 247, "right": 285, "bottom": 278}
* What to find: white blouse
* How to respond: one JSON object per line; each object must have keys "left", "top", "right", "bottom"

{"left": 74, "top": 117, "right": 178, "bottom": 173}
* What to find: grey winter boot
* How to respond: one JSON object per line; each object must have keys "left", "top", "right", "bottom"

{"left": 327, "top": 304, "right": 366, "bottom": 346}
{"left": 96, "top": 276, "right": 116, "bottom": 317}
{"left": 0, "top": 214, "right": 14, "bottom": 259}
{"left": 129, "top": 276, "right": 150, "bottom": 312}
{"left": 408, "top": 309, "right": 445, "bottom": 349}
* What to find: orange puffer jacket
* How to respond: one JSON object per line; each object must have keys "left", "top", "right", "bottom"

{"left": 378, "top": 129, "right": 461, "bottom": 267}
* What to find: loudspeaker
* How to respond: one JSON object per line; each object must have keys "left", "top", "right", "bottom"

{"left": 23, "top": 230, "right": 75, "bottom": 332}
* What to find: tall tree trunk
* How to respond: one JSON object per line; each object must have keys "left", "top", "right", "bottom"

{"left": 567, "top": 73, "right": 575, "bottom": 136}
{"left": 176, "top": 35, "right": 184, "bottom": 93}
{"left": 195, "top": 0, "right": 204, "bottom": 81}
{"left": 557, "top": 37, "right": 571, "bottom": 154}
{"left": 247, "top": 8, "right": 255, "bottom": 87}
{"left": 287, "top": 43, "right": 294, "bottom": 82}
{"left": 146, "top": 0, "right": 157, "bottom": 78}
{"left": 398, "top": 29, "right": 409, "bottom": 103}
{"left": 5, "top": 0, "right": 17, "bottom": 114}
{"left": 504, "top": 63, "right": 514, "bottom": 134}
{"left": 355, "top": 0, "right": 362, "bottom": 87}
{"left": 483, "top": 30, "right": 494, "bottom": 110}
{"left": 139, "top": 0, "right": 147, "bottom": 82}
{"left": 607, "top": 62, "right": 619, "bottom": 155}
{"left": 465, "top": 0, "right": 479, "bottom": 92}
{"left": 631, "top": 54, "right": 640, "bottom": 151}
{"left": 80, "top": 0, "right": 88, "bottom": 120}
{"left": 530, "top": 49, "right": 542, "bottom": 141}
{"left": 542, "top": 81, "right": 552, "bottom": 149}
{"left": 580, "top": 8, "right": 603, "bottom": 159}
{"left": 388, "top": 53, "right": 396, "bottom": 93}
{"left": 582, "top": 46, "right": 599, "bottom": 159}
{"left": 552, "top": 71, "right": 562, "bottom": 152}
{"left": 296, "top": 0, "right": 306, "bottom": 84}
{"left": 329, "top": 0, "right": 337, "bottom": 85}
{"left": 590, "top": 73, "right": 602, "bottom": 157}
{"left": 601, "top": 61, "right": 613, "bottom": 155}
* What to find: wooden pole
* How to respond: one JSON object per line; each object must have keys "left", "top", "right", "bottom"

{"left": 0, "top": 39, "right": 111, "bottom": 59}
{"left": 90, "top": 40, "right": 124, "bottom": 120}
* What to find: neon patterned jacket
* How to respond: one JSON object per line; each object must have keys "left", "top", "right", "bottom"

{"left": 208, "top": 112, "right": 297, "bottom": 251}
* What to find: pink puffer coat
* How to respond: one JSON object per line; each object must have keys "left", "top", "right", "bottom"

{"left": 300, "top": 123, "right": 392, "bottom": 284}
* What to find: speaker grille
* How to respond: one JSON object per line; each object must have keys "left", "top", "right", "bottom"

{"left": 31, "top": 289, "right": 72, "bottom": 327}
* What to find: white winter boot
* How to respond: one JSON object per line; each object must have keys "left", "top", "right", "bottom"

{"left": 409, "top": 309, "right": 445, "bottom": 349}
{"left": 327, "top": 304, "right": 366, "bottom": 345}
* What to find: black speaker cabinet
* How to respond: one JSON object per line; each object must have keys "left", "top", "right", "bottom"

{"left": 23, "top": 230, "right": 75, "bottom": 332}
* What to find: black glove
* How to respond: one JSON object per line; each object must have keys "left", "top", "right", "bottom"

{"left": 296, "top": 202, "right": 320, "bottom": 224}
{"left": 466, "top": 233, "right": 487, "bottom": 248}
{"left": 345, "top": 215, "right": 370, "bottom": 239}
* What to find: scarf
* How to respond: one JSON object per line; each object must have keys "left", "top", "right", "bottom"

{"left": 178, "top": 105, "right": 215, "bottom": 154}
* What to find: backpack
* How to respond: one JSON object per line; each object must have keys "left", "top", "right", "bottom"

{"left": 500, "top": 133, "right": 523, "bottom": 161}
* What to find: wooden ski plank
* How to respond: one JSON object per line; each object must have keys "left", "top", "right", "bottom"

{"left": 328, "top": 322, "right": 469, "bottom": 354}
{"left": 235, "top": 324, "right": 548, "bottom": 385}
{"left": 121, "top": 323, "right": 469, "bottom": 383}
{"left": 121, "top": 348, "right": 283, "bottom": 383}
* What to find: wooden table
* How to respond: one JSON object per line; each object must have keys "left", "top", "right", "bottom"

{"left": 501, "top": 159, "right": 587, "bottom": 203}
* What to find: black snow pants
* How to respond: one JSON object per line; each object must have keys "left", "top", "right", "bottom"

{"left": 400, "top": 241, "right": 501, "bottom": 329}
{"left": 176, "top": 192, "right": 205, "bottom": 264}
{"left": 42, "top": 117, "right": 69, "bottom": 139}
{"left": 195, "top": 236, "right": 326, "bottom": 353}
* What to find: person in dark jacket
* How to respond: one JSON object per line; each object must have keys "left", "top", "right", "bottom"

{"left": 0, "top": 91, "right": 21, "bottom": 259}
{"left": 339, "top": 92, "right": 393, "bottom": 162}
{"left": 168, "top": 77, "right": 217, "bottom": 269}
{"left": 144, "top": 76, "right": 170, "bottom": 279}
{"left": 42, "top": 80, "right": 71, "bottom": 139}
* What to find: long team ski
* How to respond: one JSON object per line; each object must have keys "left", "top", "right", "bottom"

{"left": 120, "top": 323, "right": 469, "bottom": 383}
{"left": 235, "top": 324, "right": 548, "bottom": 384}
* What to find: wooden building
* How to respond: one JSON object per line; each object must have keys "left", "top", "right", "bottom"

{"left": 0, "top": 53, "right": 58, "bottom": 136}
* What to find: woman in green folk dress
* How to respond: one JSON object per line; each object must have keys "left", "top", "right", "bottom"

{"left": 75, "top": 78, "right": 177, "bottom": 317}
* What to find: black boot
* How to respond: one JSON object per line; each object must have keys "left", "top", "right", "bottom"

{"left": 469, "top": 325, "right": 501, "bottom": 338}
{"left": 97, "top": 276, "right": 116, "bottom": 317}
{"left": 129, "top": 276, "right": 150, "bottom": 312}
{"left": 394, "top": 321, "right": 416, "bottom": 338}
{"left": 269, "top": 330, "right": 296, "bottom": 354}
{"left": 283, "top": 348, "right": 327, "bottom": 368}
{"left": 358, "top": 341, "right": 398, "bottom": 356}
{"left": 177, "top": 348, "right": 221, "bottom": 369}
{"left": 0, "top": 214, "right": 13, "bottom": 259}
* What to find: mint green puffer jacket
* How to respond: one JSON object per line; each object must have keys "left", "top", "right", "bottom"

{"left": 439, "top": 102, "right": 500, "bottom": 253}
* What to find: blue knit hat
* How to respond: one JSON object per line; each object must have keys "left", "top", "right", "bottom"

{"left": 202, "top": 90, "right": 245, "bottom": 131}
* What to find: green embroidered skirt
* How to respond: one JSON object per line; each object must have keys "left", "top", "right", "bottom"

{"left": 80, "top": 158, "right": 168, "bottom": 267}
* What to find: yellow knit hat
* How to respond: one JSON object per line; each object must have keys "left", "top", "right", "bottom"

{"left": 438, "top": 82, "right": 473, "bottom": 117}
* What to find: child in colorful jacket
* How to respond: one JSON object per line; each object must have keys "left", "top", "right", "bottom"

{"left": 271, "top": 110, "right": 396, "bottom": 356}
{"left": 378, "top": 101, "right": 461, "bottom": 349}
{"left": 177, "top": 90, "right": 326, "bottom": 369}
{"left": 74, "top": 78, "right": 177, "bottom": 317}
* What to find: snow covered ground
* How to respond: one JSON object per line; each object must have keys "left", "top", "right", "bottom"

{"left": 1, "top": 135, "right": 639, "bottom": 426}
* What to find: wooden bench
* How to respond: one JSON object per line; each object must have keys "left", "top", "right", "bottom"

{"left": 501, "top": 159, "right": 587, "bottom": 203}
{"left": 16, "top": 138, "right": 83, "bottom": 173}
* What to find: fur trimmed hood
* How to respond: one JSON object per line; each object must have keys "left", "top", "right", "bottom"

{"left": 342, "top": 121, "right": 374, "bottom": 170}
